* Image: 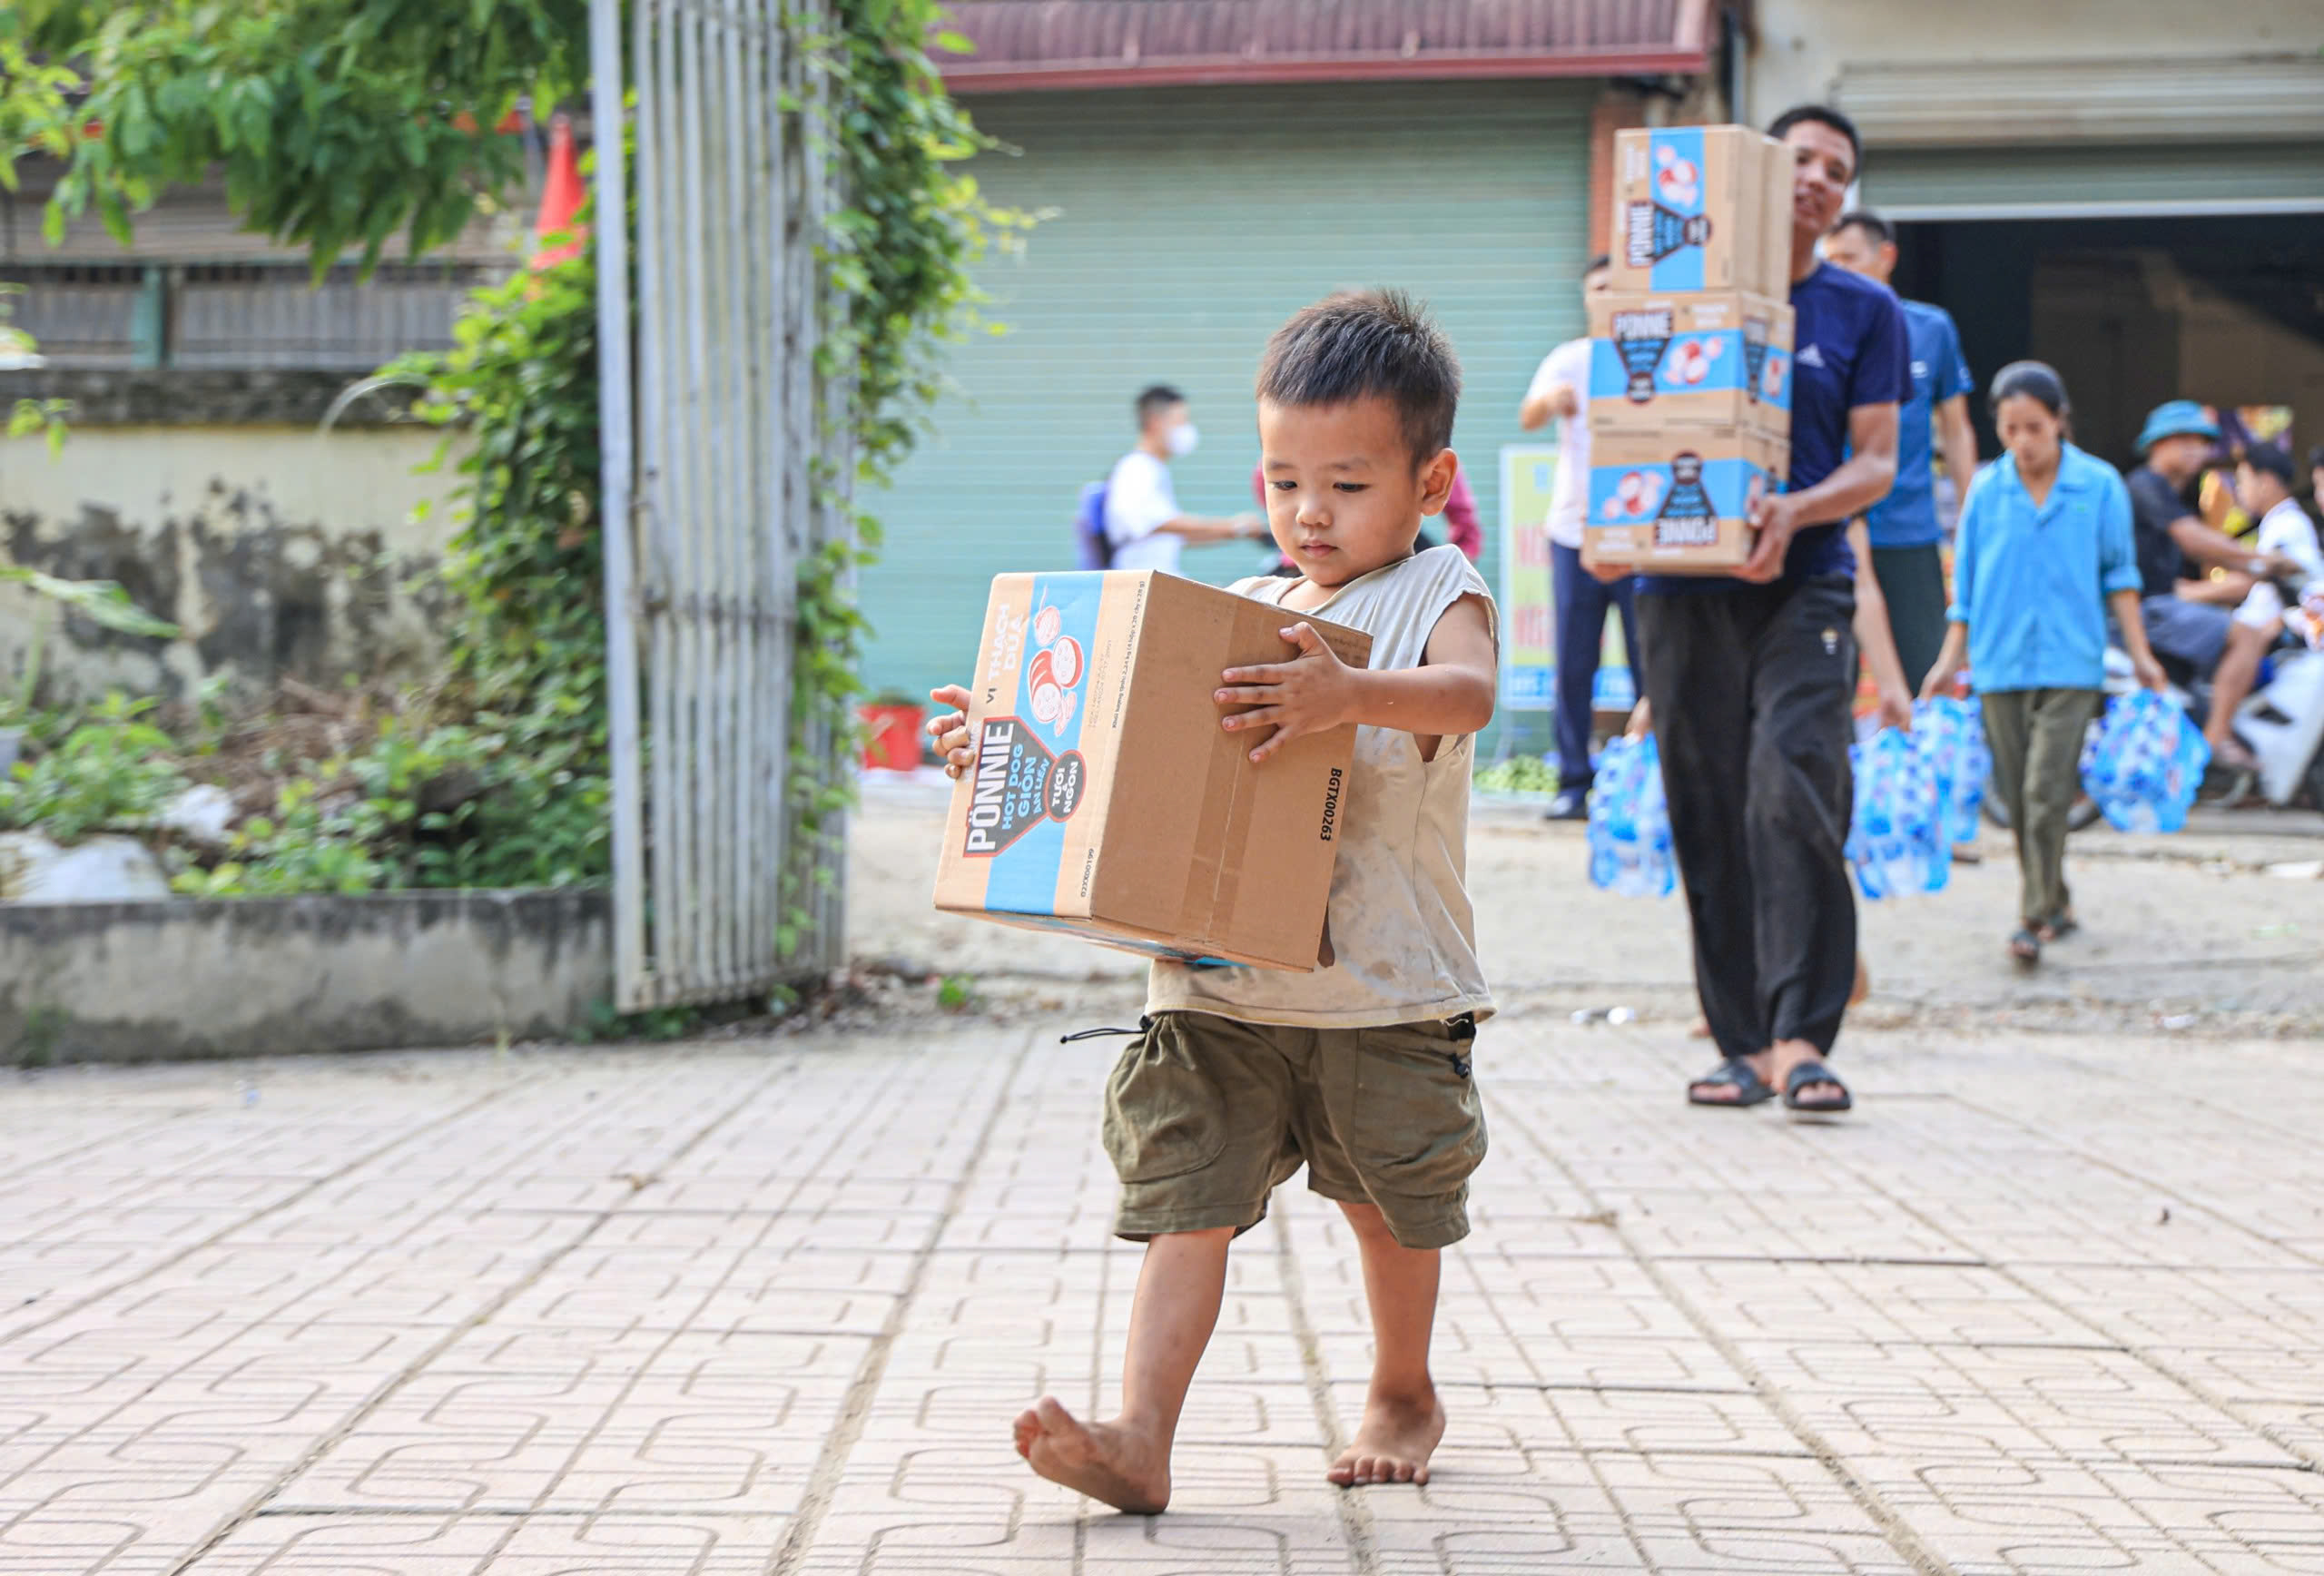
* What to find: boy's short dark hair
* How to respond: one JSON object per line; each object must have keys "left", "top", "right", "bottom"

{"left": 1831, "top": 209, "right": 1892, "bottom": 246}
{"left": 2241, "top": 440, "right": 2297, "bottom": 487}
{"left": 1768, "top": 103, "right": 1863, "bottom": 172}
{"left": 1256, "top": 289, "right": 1460, "bottom": 466}
{"left": 1134, "top": 384, "right": 1185, "bottom": 426}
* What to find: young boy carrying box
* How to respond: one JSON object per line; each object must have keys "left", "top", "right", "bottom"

{"left": 926, "top": 290, "right": 1499, "bottom": 1513}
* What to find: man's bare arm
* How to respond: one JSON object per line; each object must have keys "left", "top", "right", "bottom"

{"left": 2168, "top": 512, "right": 2299, "bottom": 578}
{"left": 1153, "top": 514, "right": 1265, "bottom": 543}
{"left": 1935, "top": 394, "right": 1978, "bottom": 506}
{"left": 1519, "top": 384, "right": 1581, "bottom": 432}
{"left": 1738, "top": 402, "right": 1899, "bottom": 583}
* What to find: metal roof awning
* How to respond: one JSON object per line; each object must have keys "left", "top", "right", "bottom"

{"left": 937, "top": 0, "right": 1713, "bottom": 93}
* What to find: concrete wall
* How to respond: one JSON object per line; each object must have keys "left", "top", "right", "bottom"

{"left": 1743, "top": 0, "right": 2324, "bottom": 126}
{"left": 0, "top": 371, "right": 461, "bottom": 705}
{"left": 0, "top": 889, "right": 611, "bottom": 1063}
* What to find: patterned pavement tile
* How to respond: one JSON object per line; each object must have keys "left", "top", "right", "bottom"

{"left": 6, "top": 1023, "right": 2324, "bottom": 1573}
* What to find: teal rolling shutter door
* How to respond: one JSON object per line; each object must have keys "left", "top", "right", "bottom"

{"left": 858, "top": 80, "right": 1595, "bottom": 749}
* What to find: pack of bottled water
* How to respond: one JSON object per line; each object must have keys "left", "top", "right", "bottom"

{"left": 1588, "top": 735, "right": 1678, "bottom": 898}
{"left": 2081, "top": 690, "right": 2209, "bottom": 833}
{"left": 1846, "top": 727, "right": 1950, "bottom": 900}
{"left": 1912, "top": 695, "right": 1989, "bottom": 846}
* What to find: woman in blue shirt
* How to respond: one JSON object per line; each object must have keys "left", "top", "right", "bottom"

{"left": 1921, "top": 361, "right": 2167, "bottom": 966}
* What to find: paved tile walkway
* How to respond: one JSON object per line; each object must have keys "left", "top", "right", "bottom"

{"left": 5, "top": 1019, "right": 2323, "bottom": 1574}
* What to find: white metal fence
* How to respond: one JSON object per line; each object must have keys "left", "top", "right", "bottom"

{"left": 591, "top": 0, "right": 852, "bottom": 1010}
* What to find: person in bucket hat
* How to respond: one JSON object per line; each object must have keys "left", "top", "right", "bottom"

{"left": 2122, "top": 401, "right": 2304, "bottom": 772}
{"left": 2135, "top": 399, "right": 2219, "bottom": 458}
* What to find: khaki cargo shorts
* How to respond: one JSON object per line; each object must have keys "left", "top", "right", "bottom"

{"left": 1101, "top": 1010, "right": 1488, "bottom": 1250}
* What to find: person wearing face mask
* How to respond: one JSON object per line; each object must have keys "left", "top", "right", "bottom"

{"left": 1105, "top": 384, "right": 1269, "bottom": 574}
{"left": 1920, "top": 362, "right": 2166, "bottom": 968}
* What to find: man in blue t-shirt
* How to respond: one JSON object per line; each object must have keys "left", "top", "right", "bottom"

{"left": 1620, "top": 104, "right": 1910, "bottom": 1117}
{"left": 1823, "top": 209, "right": 1978, "bottom": 690}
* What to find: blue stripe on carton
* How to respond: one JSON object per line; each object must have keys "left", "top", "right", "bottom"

{"left": 1588, "top": 452, "right": 1777, "bottom": 550}
{"left": 970, "top": 573, "right": 1105, "bottom": 915}
{"left": 1590, "top": 323, "right": 1791, "bottom": 417}
{"left": 1623, "top": 127, "right": 1709, "bottom": 291}
{"left": 1002, "top": 910, "right": 1239, "bottom": 969}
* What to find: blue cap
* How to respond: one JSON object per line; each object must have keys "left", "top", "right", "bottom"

{"left": 2136, "top": 400, "right": 2220, "bottom": 455}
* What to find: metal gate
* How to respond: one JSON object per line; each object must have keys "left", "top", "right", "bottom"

{"left": 589, "top": 0, "right": 851, "bottom": 1010}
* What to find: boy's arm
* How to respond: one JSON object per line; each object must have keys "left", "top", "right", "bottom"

{"left": 927, "top": 684, "right": 975, "bottom": 777}
{"left": 1216, "top": 595, "right": 1497, "bottom": 764}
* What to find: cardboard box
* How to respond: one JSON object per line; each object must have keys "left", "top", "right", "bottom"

{"left": 1610, "top": 125, "right": 1791, "bottom": 297}
{"left": 1583, "top": 428, "right": 1790, "bottom": 574}
{"left": 934, "top": 570, "right": 1372, "bottom": 970}
{"left": 1588, "top": 290, "right": 1794, "bottom": 438}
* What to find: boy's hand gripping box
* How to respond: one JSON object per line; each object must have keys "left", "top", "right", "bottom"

{"left": 934, "top": 571, "right": 1372, "bottom": 970}
{"left": 1588, "top": 291, "right": 1794, "bottom": 438}
{"left": 1610, "top": 125, "right": 1790, "bottom": 297}
{"left": 1582, "top": 428, "right": 1790, "bottom": 574}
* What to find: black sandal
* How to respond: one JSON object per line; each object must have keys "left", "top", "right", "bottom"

{"left": 2008, "top": 928, "right": 2042, "bottom": 966}
{"left": 1688, "top": 1059, "right": 1776, "bottom": 1108}
{"left": 2039, "top": 913, "right": 2079, "bottom": 943}
{"left": 1782, "top": 1059, "right": 1852, "bottom": 1114}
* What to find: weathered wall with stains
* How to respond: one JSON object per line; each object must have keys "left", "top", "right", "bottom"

{"left": 0, "top": 371, "right": 465, "bottom": 704}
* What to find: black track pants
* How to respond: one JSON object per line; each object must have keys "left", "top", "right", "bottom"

{"left": 1638, "top": 576, "right": 1859, "bottom": 1061}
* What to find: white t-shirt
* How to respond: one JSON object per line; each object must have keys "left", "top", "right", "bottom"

{"left": 1525, "top": 338, "right": 1593, "bottom": 548}
{"left": 2258, "top": 497, "right": 2324, "bottom": 586}
{"left": 2235, "top": 497, "right": 2324, "bottom": 630}
{"left": 1104, "top": 449, "right": 1181, "bottom": 574}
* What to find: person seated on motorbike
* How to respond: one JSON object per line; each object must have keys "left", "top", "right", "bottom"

{"left": 2123, "top": 404, "right": 2308, "bottom": 773}
{"left": 2231, "top": 442, "right": 2324, "bottom": 649}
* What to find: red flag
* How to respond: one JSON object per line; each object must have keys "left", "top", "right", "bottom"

{"left": 531, "top": 114, "right": 586, "bottom": 269}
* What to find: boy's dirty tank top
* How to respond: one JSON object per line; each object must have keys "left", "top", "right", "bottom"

{"left": 1147, "top": 545, "right": 1497, "bottom": 1029}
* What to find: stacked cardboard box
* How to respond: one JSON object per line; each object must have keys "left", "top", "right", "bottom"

{"left": 1585, "top": 126, "right": 1797, "bottom": 574}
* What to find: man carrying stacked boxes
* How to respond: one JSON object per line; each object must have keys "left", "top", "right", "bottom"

{"left": 1589, "top": 108, "right": 1911, "bottom": 1117}
{"left": 1585, "top": 124, "right": 1795, "bottom": 573}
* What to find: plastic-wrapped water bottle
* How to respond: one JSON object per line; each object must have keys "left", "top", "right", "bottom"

{"left": 2082, "top": 691, "right": 2207, "bottom": 833}
{"left": 1912, "top": 695, "right": 1988, "bottom": 845}
{"left": 1847, "top": 728, "right": 1949, "bottom": 900}
{"left": 1588, "top": 735, "right": 1678, "bottom": 898}
{"left": 1952, "top": 706, "right": 1992, "bottom": 844}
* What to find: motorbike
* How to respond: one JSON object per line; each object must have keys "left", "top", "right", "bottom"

{"left": 2221, "top": 639, "right": 2324, "bottom": 811}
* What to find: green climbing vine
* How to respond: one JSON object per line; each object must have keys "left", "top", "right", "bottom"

{"left": 772, "top": 0, "right": 1036, "bottom": 959}
{"left": 4, "top": 0, "right": 1028, "bottom": 986}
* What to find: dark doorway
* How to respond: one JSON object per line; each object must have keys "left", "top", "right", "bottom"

{"left": 1890, "top": 214, "right": 2324, "bottom": 468}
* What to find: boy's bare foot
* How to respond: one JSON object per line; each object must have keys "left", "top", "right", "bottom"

{"left": 1328, "top": 1387, "right": 1446, "bottom": 1487}
{"left": 1012, "top": 1397, "right": 1170, "bottom": 1514}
